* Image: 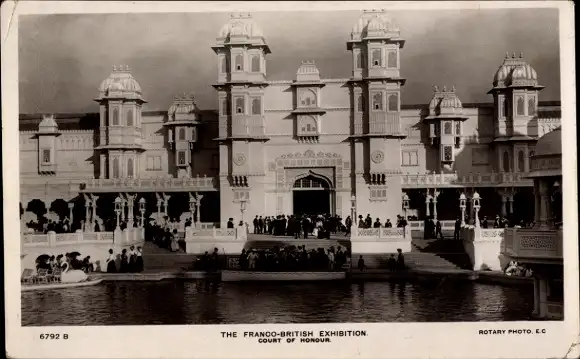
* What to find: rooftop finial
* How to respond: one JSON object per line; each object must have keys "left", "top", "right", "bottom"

{"left": 433, "top": 85, "right": 439, "bottom": 92}
{"left": 451, "top": 85, "right": 456, "bottom": 92}
{"left": 505, "top": 52, "right": 509, "bottom": 59}
{"left": 512, "top": 52, "right": 516, "bottom": 58}
{"left": 442, "top": 85, "right": 447, "bottom": 92}
{"left": 519, "top": 52, "right": 523, "bottom": 58}
{"left": 113, "top": 65, "right": 117, "bottom": 72}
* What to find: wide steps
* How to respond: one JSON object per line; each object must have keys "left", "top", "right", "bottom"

{"left": 356, "top": 252, "right": 462, "bottom": 270}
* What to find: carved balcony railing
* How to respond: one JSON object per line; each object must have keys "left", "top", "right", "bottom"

{"left": 368, "top": 112, "right": 403, "bottom": 136}
{"left": 401, "top": 171, "right": 533, "bottom": 188}
{"left": 231, "top": 115, "right": 266, "bottom": 138}
{"left": 502, "top": 228, "right": 563, "bottom": 263}
{"left": 81, "top": 175, "right": 217, "bottom": 192}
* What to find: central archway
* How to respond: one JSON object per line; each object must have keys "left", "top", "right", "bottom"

{"left": 292, "top": 172, "right": 333, "bottom": 216}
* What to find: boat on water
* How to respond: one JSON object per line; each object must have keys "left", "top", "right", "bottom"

{"left": 221, "top": 270, "right": 346, "bottom": 282}
{"left": 22, "top": 278, "right": 103, "bottom": 292}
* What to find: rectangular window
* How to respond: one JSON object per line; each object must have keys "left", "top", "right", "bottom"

{"left": 401, "top": 150, "right": 418, "bottom": 166}
{"left": 455, "top": 137, "right": 461, "bottom": 149}
{"left": 371, "top": 49, "right": 381, "bottom": 67}
{"left": 146, "top": 156, "right": 162, "bottom": 171}
{"left": 516, "top": 96, "right": 525, "bottom": 116}
{"left": 42, "top": 149, "right": 51, "bottom": 164}
{"left": 220, "top": 99, "right": 228, "bottom": 116}
{"left": 369, "top": 186, "right": 388, "bottom": 201}
{"left": 387, "top": 93, "right": 398, "bottom": 112}
{"left": 220, "top": 56, "right": 227, "bottom": 74}
{"left": 372, "top": 92, "right": 383, "bottom": 111}
{"left": 443, "top": 146, "right": 453, "bottom": 162}
{"left": 387, "top": 50, "right": 397, "bottom": 68}
{"left": 455, "top": 121, "right": 461, "bottom": 135}
{"left": 250, "top": 55, "right": 260, "bottom": 72}
{"left": 499, "top": 96, "right": 505, "bottom": 118}
{"left": 234, "top": 54, "right": 243, "bottom": 71}
{"left": 178, "top": 151, "right": 186, "bottom": 165}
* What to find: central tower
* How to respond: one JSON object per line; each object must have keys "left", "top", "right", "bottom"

{"left": 348, "top": 10, "right": 407, "bottom": 219}
{"left": 212, "top": 13, "right": 270, "bottom": 224}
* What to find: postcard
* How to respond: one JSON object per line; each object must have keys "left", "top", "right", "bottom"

{"left": 3, "top": 1, "right": 578, "bottom": 358}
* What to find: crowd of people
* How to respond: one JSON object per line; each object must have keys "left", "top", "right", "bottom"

{"left": 104, "top": 246, "right": 144, "bottom": 273}
{"left": 238, "top": 245, "right": 351, "bottom": 272}
{"left": 250, "top": 214, "right": 346, "bottom": 239}
{"left": 35, "top": 252, "right": 96, "bottom": 274}
{"left": 504, "top": 261, "right": 533, "bottom": 277}
{"left": 354, "top": 214, "right": 408, "bottom": 229}
{"left": 145, "top": 218, "right": 188, "bottom": 252}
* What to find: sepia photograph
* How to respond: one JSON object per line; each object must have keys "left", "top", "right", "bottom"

{"left": 3, "top": 1, "right": 578, "bottom": 358}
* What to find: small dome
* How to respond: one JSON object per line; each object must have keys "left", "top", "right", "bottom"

{"left": 350, "top": 10, "right": 400, "bottom": 40}
{"left": 167, "top": 93, "right": 200, "bottom": 122}
{"left": 493, "top": 53, "right": 538, "bottom": 87}
{"left": 39, "top": 114, "right": 58, "bottom": 128}
{"left": 439, "top": 95, "right": 462, "bottom": 109}
{"left": 218, "top": 13, "right": 264, "bottom": 38}
{"left": 98, "top": 65, "right": 142, "bottom": 96}
{"left": 535, "top": 127, "right": 561, "bottom": 157}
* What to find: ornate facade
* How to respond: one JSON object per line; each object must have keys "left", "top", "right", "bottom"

{"left": 19, "top": 11, "right": 561, "bottom": 227}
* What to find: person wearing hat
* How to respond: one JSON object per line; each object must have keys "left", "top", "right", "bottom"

{"left": 493, "top": 215, "right": 501, "bottom": 228}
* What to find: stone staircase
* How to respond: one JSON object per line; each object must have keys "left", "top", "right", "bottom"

{"left": 245, "top": 237, "right": 351, "bottom": 252}
{"left": 141, "top": 242, "right": 197, "bottom": 272}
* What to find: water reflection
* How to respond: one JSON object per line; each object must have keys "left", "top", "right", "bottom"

{"left": 22, "top": 281, "right": 534, "bottom": 326}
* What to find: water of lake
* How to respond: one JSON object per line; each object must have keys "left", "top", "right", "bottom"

{"left": 22, "top": 280, "right": 534, "bottom": 326}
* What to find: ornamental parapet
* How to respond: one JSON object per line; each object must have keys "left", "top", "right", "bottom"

{"left": 401, "top": 171, "right": 533, "bottom": 188}
{"left": 81, "top": 176, "right": 218, "bottom": 192}
{"left": 502, "top": 228, "right": 563, "bottom": 264}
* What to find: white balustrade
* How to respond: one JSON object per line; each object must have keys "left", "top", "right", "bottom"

{"left": 401, "top": 171, "right": 533, "bottom": 188}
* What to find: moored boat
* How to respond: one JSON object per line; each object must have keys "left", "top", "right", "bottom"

{"left": 21, "top": 278, "right": 103, "bottom": 292}
{"left": 221, "top": 270, "right": 346, "bottom": 282}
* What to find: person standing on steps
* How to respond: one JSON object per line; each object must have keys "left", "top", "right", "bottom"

{"left": 396, "top": 248, "right": 406, "bottom": 271}
{"left": 253, "top": 216, "right": 259, "bottom": 234}
{"left": 454, "top": 217, "right": 461, "bottom": 240}
{"left": 435, "top": 219, "right": 443, "bottom": 239}
{"left": 357, "top": 255, "right": 366, "bottom": 272}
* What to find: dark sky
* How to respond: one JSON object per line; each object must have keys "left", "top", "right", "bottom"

{"left": 19, "top": 9, "right": 560, "bottom": 114}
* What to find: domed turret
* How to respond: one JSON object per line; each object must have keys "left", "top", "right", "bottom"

{"left": 492, "top": 53, "right": 539, "bottom": 88}
{"left": 218, "top": 13, "right": 265, "bottom": 40}
{"left": 528, "top": 127, "right": 562, "bottom": 178}
{"left": 295, "top": 60, "right": 321, "bottom": 83}
{"left": 427, "top": 86, "right": 466, "bottom": 118}
{"left": 350, "top": 10, "right": 401, "bottom": 40}
{"left": 167, "top": 93, "right": 200, "bottom": 123}
{"left": 96, "top": 65, "right": 144, "bottom": 101}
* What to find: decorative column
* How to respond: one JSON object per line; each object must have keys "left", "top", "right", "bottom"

{"left": 533, "top": 182, "right": 541, "bottom": 225}
{"left": 127, "top": 195, "right": 135, "bottom": 229}
{"left": 163, "top": 194, "right": 171, "bottom": 218}
{"left": 114, "top": 196, "right": 122, "bottom": 229}
{"left": 122, "top": 197, "right": 128, "bottom": 222}
{"left": 91, "top": 196, "right": 99, "bottom": 230}
{"left": 68, "top": 202, "right": 74, "bottom": 223}
{"left": 500, "top": 191, "right": 508, "bottom": 217}
{"left": 156, "top": 199, "right": 162, "bottom": 220}
{"left": 139, "top": 198, "right": 146, "bottom": 228}
{"left": 538, "top": 179, "right": 550, "bottom": 229}
{"left": 472, "top": 192, "right": 481, "bottom": 228}
{"left": 459, "top": 193, "right": 466, "bottom": 226}
{"left": 84, "top": 199, "right": 90, "bottom": 231}
{"left": 402, "top": 193, "right": 409, "bottom": 220}
{"left": 350, "top": 195, "right": 357, "bottom": 222}
{"left": 189, "top": 194, "right": 196, "bottom": 223}
{"left": 195, "top": 193, "right": 203, "bottom": 225}
{"left": 425, "top": 190, "right": 432, "bottom": 218}
{"left": 433, "top": 190, "right": 440, "bottom": 220}
{"left": 508, "top": 193, "right": 514, "bottom": 216}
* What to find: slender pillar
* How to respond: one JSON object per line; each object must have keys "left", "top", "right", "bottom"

{"left": 84, "top": 201, "right": 90, "bottom": 232}
{"left": 163, "top": 195, "right": 171, "bottom": 218}
{"left": 533, "top": 181, "right": 541, "bottom": 225}
{"left": 501, "top": 195, "right": 507, "bottom": 217}
{"left": 127, "top": 195, "right": 135, "bottom": 229}
{"left": 92, "top": 196, "right": 98, "bottom": 230}
{"left": 156, "top": 200, "right": 162, "bottom": 221}
{"left": 532, "top": 277, "right": 541, "bottom": 316}
{"left": 508, "top": 194, "right": 514, "bottom": 216}
{"left": 538, "top": 277, "right": 548, "bottom": 318}
{"left": 122, "top": 199, "right": 127, "bottom": 222}
{"left": 433, "top": 190, "right": 439, "bottom": 220}
{"left": 68, "top": 203, "right": 74, "bottom": 223}
{"left": 538, "top": 179, "right": 550, "bottom": 229}
{"left": 196, "top": 194, "right": 204, "bottom": 224}
{"left": 425, "top": 190, "right": 431, "bottom": 218}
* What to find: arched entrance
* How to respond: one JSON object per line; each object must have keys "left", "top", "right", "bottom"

{"left": 292, "top": 173, "right": 333, "bottom": 216}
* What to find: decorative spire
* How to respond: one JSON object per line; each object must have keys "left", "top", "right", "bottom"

{"left": 451, "top": 85, "right": 456, "bottom": 92}
{"left": 519, "top": 52, "right": 523, "bottom": 58}
{"left": 433, "top": 85, "right": 439, "bottom": 92}
{"left": 442, "top": 85, "right": 447, "bottom": 92}
{"left": 505, "top": 52, "right": 509, "bottom": 59}
{"left": 112, "top": 65, "right": 117, "bottom": 72}
{"left": 512, "top": 52, "right": 516, "bottom": 58}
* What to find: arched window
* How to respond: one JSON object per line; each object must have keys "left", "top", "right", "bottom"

{"left": 235, "top": 97, "right": 244, "bottom": 114}
{"left": 127, "top": 158, "right": 134, "bottom": 178}
{"left": 387, "top": 51, "right": 397, "bottom": 68}
{"left": 299, "top": 116, "right": 318, "bottom": 134}
{"left": 356, "top": 52, "right": 362, "bottom": 69}
{"left": 528, "top": 97, "right": 536, "bottom": 116}
{"left": 388, "top": 93, "right": 398, "bottom": 111}
{"left": 357, "top": 94, "right": 364, "bottom": 112}
{"left": 373, "top": 93, "right": 382, "bottom": 110}
{"left": 300, "top": 90, "right": 316, "bottom": 107}
{"left": 503, "top": 99, "right": 508, "bottom": 118}
{"left": 455, "top": 121, "right": 461, "bottom": 135}
{"left": 112, "top": 157, "right": 119, "bottom": 179}
{"left": 126, "top": 109, "right": 133, "bottom": 126}
{"left": 444, "top": 122, "right": 452, "bottom": 135}
{"left": 502, "top": 151, "right": 510, "bottom": 172}
{"left": 178, "top": 128, "right": 186, "bottom": 141}
{"left": 251, "top": 98, "right": 261, "bottom": 115}
{"left": 516, "top": 97, "right": 525, "bottom": 116}
{"left": 251, "top": 55, "right": 260, "bottom": 72}
{"left": 499, "top": 97, "right": 505, "bottom": 118}
{"left": 234, "top": 54, "right": 243, "bottom": 71}
{"left": 112, "top": 108, "right": 119, "bottom": 126}
{"left": 518, "top": 150, "right": 525, "bottom": 172}
{"left": 372, "top": 49, "right": 381, "bottom": 66}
